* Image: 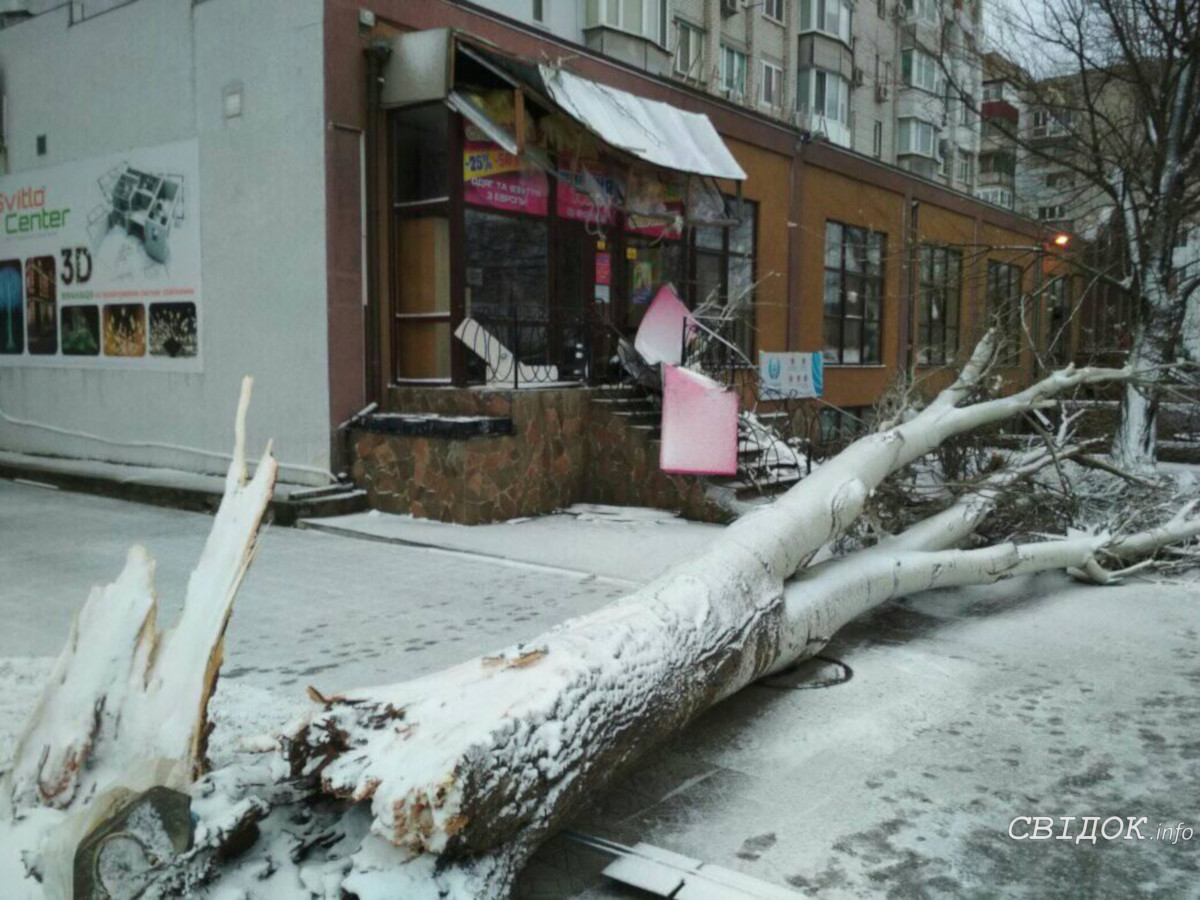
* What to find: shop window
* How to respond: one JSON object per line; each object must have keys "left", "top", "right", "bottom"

{"left": 1045, "top": 276, "right": 1071, "bottom": 366}
{"left": 626, "top": 238, "right": 685, "bottom": 330}
{"left": 393, "top": 105, "right": 452, "bottom": 381}
{"left": 464, "top": 208, "right": 549, "bottom": 321}
{"left": 818, "top": 405, "right": 868, "bottom": 443}
{"left": 690, "top": 199, "right": 757, "bottom": 356}
{"left": 917, "top": 245, "right": 961, "bottom": 365}
{"left": 394, "top": 105, "right": 449, "bottom": 204}
{"left": 987, "top": 260, "right": 1024, "bottom": 366}
{"left": 823, "top": 222, "right": 885, "bottom": 365}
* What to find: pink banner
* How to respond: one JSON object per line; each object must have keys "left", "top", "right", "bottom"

{"left": 660, "top": 364, "right": 739, "bottom": 476}
{"left": 556, "top": 159, "right": 618, "bottom": 225}
{"left": 463, "top": 135, "right": 548, "bottom": 216}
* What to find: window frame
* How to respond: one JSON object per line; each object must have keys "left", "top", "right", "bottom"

{"left": 759, "top": 59, "right": 783, "bottom": 108}
{"left": 719, "top": 44, "right": 748, "bottom": 97}
{"left": 674, "top": 20, "right": 705, "bottom": 76}
{"left": 762, "top": 0, "right": 785, "bottom": 23}
{"left": 901, "top": 47, "right": 942, "bottom": 94}
{"left": 898, "top": 117, "right": 936, "bottom": 157}
{"left": 823, "top": 220, "right": 886, "bottom": 366}
{"left": 986, "top": 259, "right": 1025, "bottom": 367}
{"left": 799, "top": 0, "right": 853, "bottom": 44}
{"left": 917, "top": 243, "right": 962, "bottom": 366}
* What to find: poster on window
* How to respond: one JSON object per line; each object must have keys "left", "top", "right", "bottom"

{"left": 625, "top": 170, "right": 684, "bottom": 239}
{"left": 556, "top": 157, "right": 619, "bottom": 226}
{"left": 462, "top": 124, "right": 548, "bottom": 216}
{"left": 0, "top": 138, "right": 202, "bottom": 370}
{"left": 759, "top": 351, "right": 824, "bottom": 399}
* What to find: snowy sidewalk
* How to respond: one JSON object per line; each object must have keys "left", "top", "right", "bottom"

{"left": 299, "top": 503, "right": 720, "bottom": 585}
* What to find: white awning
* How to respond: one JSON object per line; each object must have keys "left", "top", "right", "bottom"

{"left": 538, "top": 65, "right": 747, "bottom": 183}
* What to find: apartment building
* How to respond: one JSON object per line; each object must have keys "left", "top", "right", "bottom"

{"left": 462, "top": 0, "right": 983, "bottom": 194}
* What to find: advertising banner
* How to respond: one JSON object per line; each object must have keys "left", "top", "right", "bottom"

{"left": 556, "top": 158, "right": 618, "bottom": 226}
{"left": 0, "top": 138, "right": 202, "bottom": 370}
{"left": 463, "top": 124, "right": 548, "bottom": 216}
{"left": 759, "top": 351, "right": 825, "bottom": 399}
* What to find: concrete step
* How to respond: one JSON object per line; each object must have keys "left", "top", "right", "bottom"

{"left": 613, "top": 410, "right": 662, "bottom": 426}
{"left": 272, "top": 488, "right": 369, "bottom": 526}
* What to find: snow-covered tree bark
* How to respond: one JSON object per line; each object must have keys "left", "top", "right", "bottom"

{"left": 2, "top": 377, "right": 276, "bottom": 816}
{"left": 283, "top": 334, "right": 1160, "bottom": 895}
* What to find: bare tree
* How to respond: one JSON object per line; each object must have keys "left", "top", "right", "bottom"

{"left": 988, "top": 0, "right": 1200, "bottom": 470}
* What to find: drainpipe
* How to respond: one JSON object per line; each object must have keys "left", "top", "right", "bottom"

{"left": 364, "top": 39, "right": 392, "bottom": 405}
{"left": 905, "top": 198, "right": 920, "bottom": 379}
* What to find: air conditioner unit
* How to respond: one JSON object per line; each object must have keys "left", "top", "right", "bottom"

{"left": 875, "top": 81, "right": 890, "bottom": 102}
{"left": 720, "top": 0, "right": 740, "bottom": 15}
{"left": 893, "top": 2, "right": 909, "bottom": 21}
{"left": 852, "top": 67, "right": 866, "bottom": 87}
{"left": 938, "top": 138, "right": 952, "bottom": 157}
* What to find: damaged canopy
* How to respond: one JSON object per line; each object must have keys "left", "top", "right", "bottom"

{"left": 536, "top": 65, "right": 746, "bottom": 183}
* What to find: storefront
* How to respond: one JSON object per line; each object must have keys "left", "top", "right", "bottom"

{"left": 382, "top": 31, "right": 755, "bottom": 388}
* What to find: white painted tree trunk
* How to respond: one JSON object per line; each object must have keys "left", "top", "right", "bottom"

{"left": 285, "top": 335, "right": 1149, "bottom": 895}
{"left": 2, "top": 378, "right": 277, "bottom": 816}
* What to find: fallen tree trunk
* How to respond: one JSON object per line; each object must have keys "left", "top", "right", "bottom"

{"left": 285, "top": 334, "right": 1164, "bottom": 894}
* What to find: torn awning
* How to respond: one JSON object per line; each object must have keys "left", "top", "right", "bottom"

{"left": 537, "top": 65, "right": 747, "bottom": 183}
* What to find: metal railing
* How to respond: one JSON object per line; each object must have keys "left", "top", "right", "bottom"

{"left": 463, "top": 306, "right": 592, "bottom": 388}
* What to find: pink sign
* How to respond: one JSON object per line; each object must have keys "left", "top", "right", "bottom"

{"left": 634, "top": 284, "right": 692, "bottom": 366}
{"left": 595, "top": 252, "right": 611, "bottom": 286}
{"left": 463, "top": 136, "right": 548, "bottom": 215}
{"left": 660, "top": 364, "right": 739, "bottom": 476}
{"left": 556, "top": 160, "right": 618, "bottom": 225}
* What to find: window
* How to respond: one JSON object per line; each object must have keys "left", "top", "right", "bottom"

{"left": 956, "top": 150, "right": 974, "bottom": 185}
{"left": 797, "top": 68, "right": 850, "bottom": 127}
{"left": 675, "top": 21, "right": 704, "bottom": 76}
{"left": 819, "top": 406, "right": 868, "bottom": 443}
{"left": 901, "top": 48, "right": 941, "bottom": 94}
{"left": 1046, "top": 172, "right": 1075, "bottom": 188}
{"left": 1038, "top": 204, "right": 1067, "bottom": 221}
{"left": 1045, "top": 276, "right": 1071, "bottom": 366}
{"left": 763, "top": 0, "right": 784, "bottom": 21}
{"left": 760, "top": 61, "right": 782, "bottom": 107}
{"left": 987, "top": 260, "right": 1024, "bottom": 366}
{"left": 720, "top": 45, "right": 748, "bottom": 96}
{"left": 823, "top": 222, "right": 886, "bottom": 365}
{"left": 918, "top": 245, "right": 962, "bottom": 365}
{"left": 1031, "top": 107, "right": 1073, "bottom": 138}
{"left": 898, "top": 117, "right": 936, "bottom": 156}
{"left": 914, "top": 0, "right": 940, "bottom": 23}
{"left": 693, "top": 198, "right": 758, "bottom": 355}
{"left": 877, "top": 0, "right": 887, "bottom": 16}
{"left": 585, "top": 0, "right": 665, "bottom": 43}
{"left": 982, "top": 81, "right": 1002, "bottom": 101}
{"left": 873, "top": 120, "right": 883, "bottom": 158}
{"left": 977, "top": 187, "right": 1014, "bottom": 208}
{"left": 980, "top": 151, "right": 1016, "bottom": 176}
{"left": 36, "top": 134, "right": 47, "bottom": 157}
{"left": 960, "top": 92, "right": 974, "bottom": 125}
{"left": 799, "top": 0, "right": 853, "bottom": 44}
{"left": 532, "top": 0, "right": 544, "bottom": 22}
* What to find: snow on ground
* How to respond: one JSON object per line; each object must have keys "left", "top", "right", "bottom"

{"left": 3, "top": 479, "right": 1200, "bottom": 898}
{"left": 301, "top": 503, "right": 719, "bottom": 585}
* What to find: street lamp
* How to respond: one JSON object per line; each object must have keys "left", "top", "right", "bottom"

{"left": 1053, "top": 232, "right": 1070, "bottom": 248}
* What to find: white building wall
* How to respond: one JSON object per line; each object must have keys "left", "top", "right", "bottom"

{"left": 0, "top": 0, "right": 333, "bottom": 484}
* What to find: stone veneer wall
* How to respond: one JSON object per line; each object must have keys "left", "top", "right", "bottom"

{"left": 350, "top": 386, "right": 733, "bottom": 524}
